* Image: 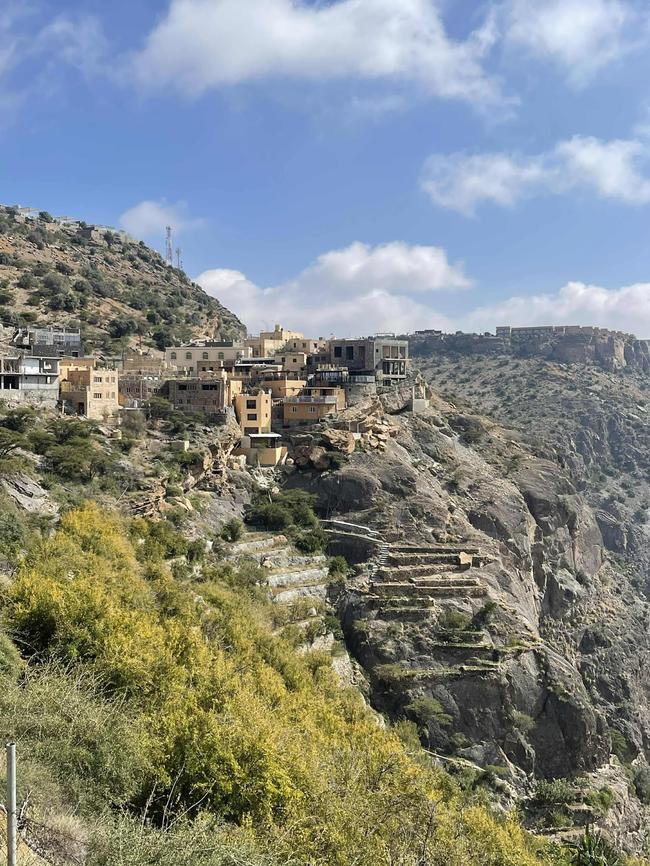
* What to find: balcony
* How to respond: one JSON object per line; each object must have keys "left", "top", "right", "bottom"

{"left": 284, "top": 395, "right": 337, "bottom": 404}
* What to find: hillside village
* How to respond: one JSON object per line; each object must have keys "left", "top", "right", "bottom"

{"left": 0, "top": 319, "right": 410, "bottom": 468}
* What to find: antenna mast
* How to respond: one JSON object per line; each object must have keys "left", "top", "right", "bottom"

{"left": 175, "top": 246, "right": 182, "bottom": 270}
{"left": 165, "top": 226, "right": 173, "bottom": 265}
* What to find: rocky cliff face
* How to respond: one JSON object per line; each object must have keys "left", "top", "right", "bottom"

{"left": 409, "top": 328, "right": 650, "bottom": 372}
{"left": 282, "top": 373, "right": 650, "bottom": 850}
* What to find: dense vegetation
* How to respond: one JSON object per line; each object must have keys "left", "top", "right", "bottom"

{"left": 0, "top": 205, "right": 244, "bottom": 353}
{"left": 0, "top": 499, "right": 620, "bottom": 865}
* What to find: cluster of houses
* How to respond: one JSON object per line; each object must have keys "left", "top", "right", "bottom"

{"left": 0, "top": 323, "right": 409, "bottom": 467}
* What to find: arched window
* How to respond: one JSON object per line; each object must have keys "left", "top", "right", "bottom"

{"left": 202, "top": 352, "right": 209, "bottom": 360}
{"left": 218, "top": 352, "right": 224, "bottom": 360}
{"left": 170, "top": 352, "right": 177, "bottom": 360}
{"left": 186, "top": 352, "right": 192, "bottom": 360}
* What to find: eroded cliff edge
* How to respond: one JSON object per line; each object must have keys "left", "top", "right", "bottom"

{"left": 282, "top": 379, "right": 650, "bottom": 850}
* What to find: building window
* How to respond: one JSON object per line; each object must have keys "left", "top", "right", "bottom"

{"left": 346, "top": 346, "right": 354, "bottom": 360}
{"left": 93, "top": 376, "right": 102, "bottom": 383}
{"left": 309, "top": 406, "right": 316, "bottom": 413}
{"left": 246, "top": 399, "right": 256, "bottom": 409}
{"left": 202, "top": 352, "right": 209, "bottom": 360}
{"left": 218, "top": 352, "right": 224, "bottom": 360}
{"left": 290, "top": 407, "right": 297, "bottom": 413}
{"left": 93, "top": 392, "right": 102, "bottom": 399}
{"left": 247, "top": 413, "right": 257, "bottom": 421}
{"left": 334, "top": 346, "right": 342, "bottom": 358}
{"left": 178, "top": 384, "right": 187, "bottom": 391}
{"left": 170, "top": 352, "right": 177, "bottom": 360}
{"left": 186, "top": 352, "right": 192, "bottom": 360}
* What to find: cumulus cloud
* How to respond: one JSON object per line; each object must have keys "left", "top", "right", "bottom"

{"left": 422, "top": 135, "right": 650, "bottom": 214}
{"left": 422, "top": 152, "right": 547, "bottom": 216}
{"left": 461, "top": 281, "right": 650, "bottom": 338}
{"left": 119, "top": 199, "right": 203, "bottom": 239}
{"left": 504, "top": 0, "right": 638, "bottom": 85}
{"left": 129, "top": 0, "right": 504, "bottom": 109}
{"left": 197, "top": 241, "right": 469, "bottom": 336}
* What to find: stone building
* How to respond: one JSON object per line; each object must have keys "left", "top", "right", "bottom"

{"left": 245, "top": 325, "right": 304, "bottom": 357}
{"left": 166, "top": 376, "right": 231, "bottom": 418}
{"left": 61, "top": 367, "right": 119, "bottom": 421}
{"left": 119, "top": 374, "right": 165, "bottom": 408}
{"left": 165, "top": 341, "right": 251, "bottom": 374}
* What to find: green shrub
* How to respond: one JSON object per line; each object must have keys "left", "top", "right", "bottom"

{"left": 221, "top": 517, "right": 244, "bottom": 543}
{"left": 609, "top": 729, "right": 630, "bottom": 763}
{"left": 534, "top": 778, "right": 574, "bottom": 806}
{"left": 328, "top": 556, "right": 349, "bottom": 577}
{"left": 406, "top": 696, "right": 453, "bottom": 728}
{"left": 511, "top": 710, "right": 535, "bottom": 734}
{"left": 438, "top": 609, "right": 471, "bottom": 631}
{"left": 294, "top": 528, "right": 326, "bottom": 553}
{"left": 584, "top": 786, "right": 615, "bottom": 816}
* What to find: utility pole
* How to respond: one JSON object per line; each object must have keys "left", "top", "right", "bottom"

{"left": 6, "top": 742, "right": 16, "bottom": 866}
{"left": 165, "top": 226, "right": 173, "bottom": 266}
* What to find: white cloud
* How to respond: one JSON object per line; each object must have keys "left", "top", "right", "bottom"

{"left": 422, "top": 134, "right": 650, "bottom": 214}
{"left": 461, "top": 280, "right": 650, "bottom": 338}
{"left": 197, "top": 241, "right": 469, "bottom": 336}
{"left": 421, "top": 152, "right": 547, "bottom": 216}
{"left": 554, "top": 136, "right": 650, "bottom": 203}
{"left": 119, "top": 199, "right": 203, "bottom": 239}
{"left": 129, "top": 0, "right": 504, "bottom": 109}
{"left": 504, "top": 0, "right": 638, "bottom": 85}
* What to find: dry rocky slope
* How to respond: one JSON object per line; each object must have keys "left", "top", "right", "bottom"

{"left": 278, "top": 361, "right": 650, "bottom": 851}
{"left": 0, "top": 205, "right": 244, "bottom": 352}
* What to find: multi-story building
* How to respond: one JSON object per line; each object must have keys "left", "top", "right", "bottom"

{"left": 233, "top": 392, "right": 272, "bottom": 435}
{"left": 327, "top": 337, "right": 408, "bottom": 385}
{"left": 245, "top": 325, "right": 304, "bottom": 357}
{"left": 261, "top": 376, "right": 307, "bottom": 400}
{"left": 283, "top": 337, "right": 327, "bottom": 354}
{"left": 118, "top": 374, "right": 165, "bottom": 408}
{"left": 282, "top": 386, "right": 345, "bottom": 426}
{"left": 0, "top": 356, "right": 60, "bottom": 406}
{"left": 121, "top": 350, "right": 165, "bottom": 374}
{"left": 277, "top": 351, "right": 309, "bottom": 373}
{"left": 13, "top": 325, "right": 83, "bottom": 358}
{"left": 165, "top": 341, "right": 251, "bottom": 374}
{"left": 166, "top": 376, "right": 232, "bottom": 417}
{"left": 61, "top": 367, "right": 119, "bottom": 421}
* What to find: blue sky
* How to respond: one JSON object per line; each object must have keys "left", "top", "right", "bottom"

{"left": 4, "top": 0, "right": 650, "bottom": 336}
